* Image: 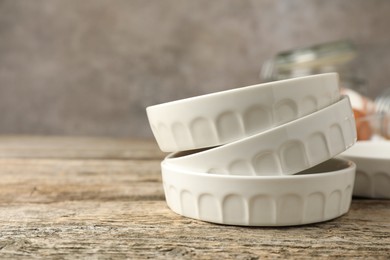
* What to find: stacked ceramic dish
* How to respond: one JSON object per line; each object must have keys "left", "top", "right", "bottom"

{"left": 147, "top": 73, "right": 357, "bottom": 226}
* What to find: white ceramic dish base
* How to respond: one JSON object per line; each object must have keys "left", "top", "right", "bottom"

{"left": 162, "top": 158, "right": 356, "bottom": 226}
{"left": 339, "top": 141, "right": 390, "bottom": 199}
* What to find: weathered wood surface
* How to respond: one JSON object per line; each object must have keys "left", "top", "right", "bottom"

{"left": 0, "top": 136, "right": 388, "bottom": 259}
{"left": 0, "top": 136, "right": 164, "bottom": 159}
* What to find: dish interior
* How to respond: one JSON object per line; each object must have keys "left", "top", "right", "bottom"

{"left": 296, "top": 158, "right": 352, "bottom": 175}
{"left": 163, "top": 158, "right": 354, "bottom": 178}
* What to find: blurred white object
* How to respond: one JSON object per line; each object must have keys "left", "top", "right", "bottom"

{"left": 340, "top": 141, "right": 390, "bottom": 199}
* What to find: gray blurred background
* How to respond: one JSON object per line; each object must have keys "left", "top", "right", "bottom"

{"left": 1, "top": 0, "right": 389, "bottom": 138}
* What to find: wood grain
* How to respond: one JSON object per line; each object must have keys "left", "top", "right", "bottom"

{"left": 0, "top": 136, "right": 388, "bottom": 259}
{"left": 0, "top": 136, "right": 165, "bottom": 159}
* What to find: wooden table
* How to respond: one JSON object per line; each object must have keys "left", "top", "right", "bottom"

{"left": 0, "top": 136, "right": 388, "bottom": 259}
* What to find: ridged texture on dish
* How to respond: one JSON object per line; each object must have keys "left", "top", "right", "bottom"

{"left": 147, "top": 73, "right": 339, "bottom": 152}
{"left": 162, "top": 159, "right": 355, "bottom": 226}
{"left": 353, "top": 170, "right": 390, "bottom": 198}
{"left": 166, "top": 96, "right": 356, "bottom": 176}
{"left": 339, "top": 142, "right": 390, "bottom": 199}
